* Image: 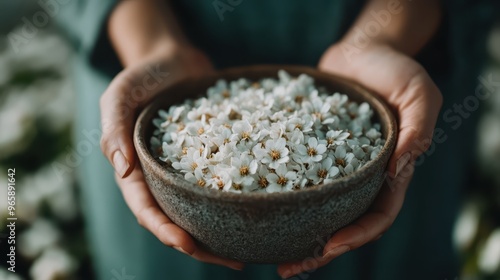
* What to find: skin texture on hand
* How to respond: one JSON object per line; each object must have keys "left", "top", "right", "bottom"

{"left": 99, "top": 48, "right": 244, "bottom": 271}
{"left": 277, "top": 43, "right": 443, "bottom": 278}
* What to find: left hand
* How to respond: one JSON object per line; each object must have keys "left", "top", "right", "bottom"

{"left": 277, "top": 42, "right": 443, "bottom": 278}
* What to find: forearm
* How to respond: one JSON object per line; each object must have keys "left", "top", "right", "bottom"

{"left": 341, "top": 0, "right": 442, "bottom": 56}
{"left": 108, "top": 0, "right": 189, "bottom": 66}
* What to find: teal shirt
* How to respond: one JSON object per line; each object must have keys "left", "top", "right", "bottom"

{"left": 56, "top": 1, "right": 494, "bottom": 279}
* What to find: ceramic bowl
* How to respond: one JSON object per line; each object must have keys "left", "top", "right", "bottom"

{"left": 134, "top": 65, "right": 397, "bottom": 263}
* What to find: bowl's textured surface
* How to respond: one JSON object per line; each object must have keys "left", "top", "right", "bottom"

{"left": 134, "top": 65, "right": 397, "bottom": 263}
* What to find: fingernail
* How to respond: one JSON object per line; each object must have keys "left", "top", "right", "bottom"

{"left": 323, "top": 245, "right": 350, "bottom": 260}
{"left": 395, "top": 152, "right": 411, "bottom": 178}
{"left": 113, "top": 150, "right": 130, "bottom": 178}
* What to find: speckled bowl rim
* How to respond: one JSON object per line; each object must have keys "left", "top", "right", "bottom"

{"left": 134, "top": 65, "right": 397, "bottom": 203}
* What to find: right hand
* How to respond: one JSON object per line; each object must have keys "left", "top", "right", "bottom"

{"left": 99, "top": 46, "right": 245, "bottom": 271}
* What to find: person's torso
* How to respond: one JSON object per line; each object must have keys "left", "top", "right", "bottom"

{"left": 172, "top": 0, "right": 365, "bottom": 67}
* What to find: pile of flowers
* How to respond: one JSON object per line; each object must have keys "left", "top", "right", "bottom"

{"left": 151, "top": 70, "right": 385, "bottom": 193}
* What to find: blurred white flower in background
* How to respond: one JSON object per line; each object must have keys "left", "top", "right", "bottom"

{"left": 453, "top": 200, "right": 481, "bottom": 251}
{"left": 0, "top": 31, "right": 74, "bottom": 160}
{"left": 0, "top": 25, "right": 81, "bottom": 278}
{"left": 0, "top": 172, "right": 9, "bottom": 223}
{"left": 19, "top": 219, "right": 61, "bottom": 259}
{"left": 478, "top": 229, "right": 500, "bottom": 275}
{"left": 0, "top": 92, "right": 35, "bottom": 159}
{"left": 478, "top": 113, "right": 500, "bottom": 186}
{"left": 30, "top": 247, "right": 77, "bottom": 280}
{"left": 1, "top": 30, "right": 71, "bottom": 75}
{"left": 17, "top": 164, "right": 77, "bottom": 222}
{"left": 0, "top": 269, "right": 24, "bottom": 280}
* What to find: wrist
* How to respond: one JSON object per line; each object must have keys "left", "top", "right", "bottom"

{"left": 318, "top": 40, "right": 397, "bottom": 77}
{"left": 121, "top": 39, "right": 190, "bottom": 68}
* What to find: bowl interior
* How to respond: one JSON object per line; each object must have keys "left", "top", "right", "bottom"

{"left": 134, "top": 65, "right": 397, "bottom": 202}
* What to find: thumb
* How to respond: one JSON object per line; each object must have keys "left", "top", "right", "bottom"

{"left": 387, "top": 73, "right": 442, "bottom": 183}
{"left": 99, "top": 74, "right": 138, "bottom": 178}
{"left": 99, "top": 64, "right": 171, "bottom": 178}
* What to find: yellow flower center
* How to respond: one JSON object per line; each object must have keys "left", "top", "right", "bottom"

{"left": 240, "top": 166, "right": 249, "bottom": 176}
{"left": 269, "top": 150, "right": 281, "bottom": 160}
{"left": 258, "top": 177, "right": 268, "bottom": 188}
{"left": 317, "top": 169, "right": 327, "bottom": 179}
{"left": 241, "top": 132, "right": 250, "bottom": 140}
{"left": 307, "top": 147, "right": 317, "bottom": 157}
{"left": 277, "top": 176, "right": 288, "bottom": 186}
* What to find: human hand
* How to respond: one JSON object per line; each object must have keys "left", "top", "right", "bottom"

{"left": 278, "top": 43, "right": 442, "bottom": 278}
{"left": 99, "top": 46, "right": 244, "bottom": 271}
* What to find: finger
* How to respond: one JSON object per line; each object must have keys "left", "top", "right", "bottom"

{"left": 387, "top": 72, "right": 442, "bottom": 178}
{"left": 116, "top": 164, "right": 244, "bottom": 270}
{"left": 100, "top": 72, "right": 147, "bottom": 178}
{"left": 115, "top": 163, "right": 196, "bottom": 254}
{"left": 277, "top": 164, "right": 414, "bottom": 278}
{"left": 100, "top": 59, "right": 181, "bottom": 178}
{"left": 277, "top": 256, "right": 332, "bottom": 279}
{"left": 190, "top": 248, "right": 244, "bottom": 271}
{"left": 322, "top": 162, "right": 415, "bottom": 257}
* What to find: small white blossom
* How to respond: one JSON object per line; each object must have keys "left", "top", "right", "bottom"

{"left": 253, "top": 138, "right": 290, "bottom": 169}
{"left": 266, "top": 165, "right": 298, "bottom": 192}
{"left": 306, "top": 158, "right": 340, "bottom": 185}
{"left": 326, "top": 130, "right": 350, "bottom": 147}
{"left": 229, "top": 153, "right": 258, "bottom": 186}
{"left": 152, "top": 71, "right": 385, "bottom": 192}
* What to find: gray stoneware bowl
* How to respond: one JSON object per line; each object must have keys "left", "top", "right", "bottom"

{"left": 134, "top": 65, "right": 397, "bottom": 263}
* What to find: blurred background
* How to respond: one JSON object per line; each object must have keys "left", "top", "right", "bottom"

{"left": 0, "top": 1, "right": 499, "bottom": 280}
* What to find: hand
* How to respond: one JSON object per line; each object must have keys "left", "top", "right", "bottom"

{"left": 278, "top": 43, "right": 442, "bottom": 278}
{"left": 99, "top": 46, "right": 244, "bottom": 271}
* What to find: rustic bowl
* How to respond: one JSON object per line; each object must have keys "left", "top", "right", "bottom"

{"left": 134, "top": 65, "right": 397, "bottom": 263}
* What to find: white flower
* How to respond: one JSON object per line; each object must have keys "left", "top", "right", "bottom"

{"left": 286, "top": 115, "right": 313, "bottom": 133}
{"left": 330, "top": 145, "right": 355, "bottom": 169}
{"left": 0, "top": 269, "right": 23, "bottom": 280}
{"left": 266, "top": 165, "right": 298, "bottom": 192}
{"left": 229, "top": 153, "right": 258, "bottom": 186}
{"left": 207, "top": 165, "right": 233, "bottom": 191}
{"left": 253, "top": 138, "right": 290, "bottom": 169}
{"left": 342, "top": 157, "right": 361, "bottom": 175}
{"left": 152, "top": 70, "right": 385, "bottom": 192}
{"left": 231, "top": 120, "right": 260, "bottom": 142}
{"left": 306, "top": 158, "right": 340, "bottom": 185}
{"left": 255, "top": 165, "right": 271, "bottom": 190}
{"left": 211, "top": 127, "right": 235, "bottom": 147}
{"left": 185, "top": 168, "right": 210, "bottom": 188}
{"left": 478, "top": 229, "right": 500, "bottom": 274}
{"left": 30, "top": 247, "right": 76, "bottom": 280}
{"left": 172, "top": 147, "right": 208, "bottom": 173}
{"left": 366, "top": 128, "right": 382, "bottom": 142}
{"left": 294, "top": 137, "right": 327, "bottom": 164}
{"left": 19, "top": 219, "right": 61, "bottom": 259}
{"left": 326, "top": 130, "right": 350, "bottom": 146}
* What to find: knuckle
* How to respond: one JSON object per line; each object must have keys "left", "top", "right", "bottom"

{"left": 99, "top": 135, "right": 114, "bottom": 156}
{"left": 136, "top": 217, "right": 145, "bottom": 228}
{"left": 136, "top": 207, "right": 150, "bottom": 228}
